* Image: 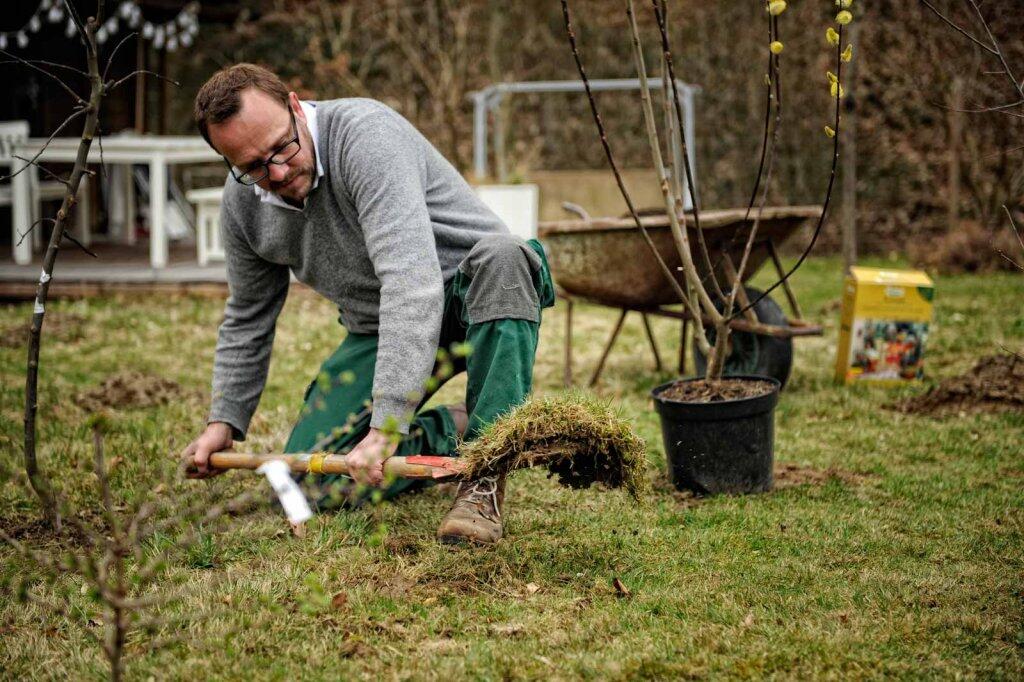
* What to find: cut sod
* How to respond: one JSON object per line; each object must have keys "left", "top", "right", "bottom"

{"left": 457, "top": 394, "right": 649, "bottom": 500}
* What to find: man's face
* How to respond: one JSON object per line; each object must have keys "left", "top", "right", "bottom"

{"left": 208, "top": 89, "right": 316, "bottom": 204}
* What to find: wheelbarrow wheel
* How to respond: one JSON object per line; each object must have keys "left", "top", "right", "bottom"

{"left": 692, "top": 287, "right": 794, "bottom": 388}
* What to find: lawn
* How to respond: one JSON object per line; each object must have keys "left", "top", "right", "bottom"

{"left": 1, "top": 256, "right": 1022, "bottom": 679}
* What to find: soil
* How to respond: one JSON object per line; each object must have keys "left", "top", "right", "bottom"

{"left": 0, "top": 313, "right": 87, "bottom": 349}
{"left": 888, "top": 353, "right": 1024, "bottom": 416}
{"left": 658, "top": 378, "right": 776, "bottom": 403}
{"left": 76, "top": 371, "right": 192, "bottom": 412}
{"left": 658, "top": 463, "right": 870, "bottom": 507}
{"left": 772, "top": 463, "right": 870, "bottom": 488}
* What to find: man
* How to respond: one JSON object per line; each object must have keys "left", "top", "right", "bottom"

{"left": 182, "top": 64, "right": 553, "bottom": 544}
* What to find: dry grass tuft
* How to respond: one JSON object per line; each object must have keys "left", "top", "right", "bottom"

{"left": 458, "top": 394, "right": 649, "bottom": 500}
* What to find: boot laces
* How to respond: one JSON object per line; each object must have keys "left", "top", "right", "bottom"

{"left": 458, "top": 475, "right": 501, "bottom": 522}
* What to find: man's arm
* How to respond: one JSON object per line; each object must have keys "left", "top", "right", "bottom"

{"left": 187, "top": 195, "right": 290, "bottom": 475}
{"left": 209, "top": 200, "right": 290, "bottom": 438}
{"left": 342, "top": 110, "right": 445, "bottom": 436}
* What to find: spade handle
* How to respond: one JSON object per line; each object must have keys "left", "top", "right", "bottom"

{"left": 207, "top": 452, "right": 467, "bottom": 480}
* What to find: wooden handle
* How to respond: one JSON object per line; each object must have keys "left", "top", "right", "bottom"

{"left": 207, "top": 452, "right": 466, "bottom": 480}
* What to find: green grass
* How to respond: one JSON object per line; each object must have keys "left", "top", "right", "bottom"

{"left": 1, "top": 256, "right": 1022, "bottom": 679}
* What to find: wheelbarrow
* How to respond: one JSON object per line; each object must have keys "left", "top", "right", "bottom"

{"left": 536, "top": 205, "right": 824, "bottom": 387}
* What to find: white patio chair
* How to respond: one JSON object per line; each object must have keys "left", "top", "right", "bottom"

{"left": 185, "top": 186, "right": 225, "bottom": 266}
{"left": 0, "top": 120, "right": 90, "bottom": 255}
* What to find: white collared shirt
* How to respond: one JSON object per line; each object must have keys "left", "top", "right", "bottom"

{"left": 253, "top": 100, "right": 325, "bottom": 211}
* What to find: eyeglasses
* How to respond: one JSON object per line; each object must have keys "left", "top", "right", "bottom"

{"left": 225, "top": 109, "right": 301, "bottom": 186}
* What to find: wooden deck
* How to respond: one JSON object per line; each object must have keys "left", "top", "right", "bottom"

{"left": 0, "top": 243, "right": 228, "bottom": 300}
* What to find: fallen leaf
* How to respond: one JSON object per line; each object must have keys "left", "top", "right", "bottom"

{"left": 612, "top": 577, "right": 631, "bottom": 598}
{"left": 525, "top": 582, "right": 540, "bottom": 595}
{"left": 220, "top": 595, "right": 232, "bottom": 606}
{"left": 107, "top": 456, "right": 124, "bottom": 473}
{"left": 152, "top": 483, "right": 166, "bottom": 495}
{"left": 422, "top": 597, "right": 437, "bottom": 606}
{"left": 741, "top": 611, "right": 754, "bottom": 627}
{"left": 331, "top": 592, "right": 348, "bottom": 610}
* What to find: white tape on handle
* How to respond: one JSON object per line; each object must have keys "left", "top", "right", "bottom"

{"left": 257, "top": 460, "right": 313, "bottom": 525}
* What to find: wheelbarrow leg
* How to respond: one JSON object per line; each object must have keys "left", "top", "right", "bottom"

{"left": 766, "top": 239, "right": 803, "bottom": 320}
{"left": 641, "top": 313, "right": 663, "bottom": 372}
{"left": 563, "top": 297, "right": 574, "bottom": 388}
{"left": 589, "top": 309, "right": 628, "bottom": 387}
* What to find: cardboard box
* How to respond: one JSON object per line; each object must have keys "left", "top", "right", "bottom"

{"left": 835, "top": 267, "right": 935, "bottom": 384}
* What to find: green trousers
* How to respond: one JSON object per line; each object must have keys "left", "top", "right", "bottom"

{"left": 284, "top": 238, "right": 553, "bottom": 507}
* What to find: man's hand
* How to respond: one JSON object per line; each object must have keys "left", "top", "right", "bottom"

{"left": 182, "top": 422, "right": 234, "bottom": 479}
{"left": 345, "top": 428, "right": 400, "bottom": 487}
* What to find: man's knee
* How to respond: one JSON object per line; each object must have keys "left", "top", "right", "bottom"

{"left": 460, "top": 234, "right": 542, "bottom": 324}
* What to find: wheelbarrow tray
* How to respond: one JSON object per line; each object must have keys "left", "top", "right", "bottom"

{"left": 537, "top": 205, "right": 822, "bottom": 308}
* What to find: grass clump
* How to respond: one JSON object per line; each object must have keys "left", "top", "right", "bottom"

{"left": 458, "top": 393, "right": 649, "bottom": 500}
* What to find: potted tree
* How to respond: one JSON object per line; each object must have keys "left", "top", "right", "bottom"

{"left": 562, "top": 0, "right": 851, "bottom": 494}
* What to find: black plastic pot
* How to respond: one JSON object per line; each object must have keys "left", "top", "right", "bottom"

{"left": 651, "top": 375, "right": 780, "bottom": 495}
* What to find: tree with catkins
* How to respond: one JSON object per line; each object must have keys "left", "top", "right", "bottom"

{"left": 561, "top": 0, "right": 852, "bottom": 387}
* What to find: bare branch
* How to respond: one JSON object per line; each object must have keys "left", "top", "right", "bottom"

{"left": 968, "top": 0, "right": 1024, "bottom": 103}
{"left": 63, "top": 0, "right": 89, "bottom": 50}
{"left": 63, "top": 231, "right": 98, "bottom": 258}
{"left": 1001, "top": 345, "right": 1024, "bottom": 362}
{"left": 932, "top": 98, "right": 1024, "bottom": 114}
{"left": 724, "top": 14, "right": 785, "bottom": 323}
{"left": 730, "top": 23, "right": 846, "bottom": 320}
{"left": 103, "top": 32, "right": 138, "bottom": 83}
{"left": 0, "top": 107, "right": 91, "bottom": 182}
{"left": 0, "top": 59, "right": 90, "bottom": 78}
{"left": 918, "top": 0, "right": 998, "bottom": 55}
{"left": 0, "top": 48, "right": 86, "bottom": 105}
{"left": 558, "top": 0, "right": 698, "bottom": 325}
{"left": 650, "top": 0, "right": 726, "bottom": 303}
{"left": 626, "top": 0, "right": 722, "bottom": 327}
{"left": 12, "top": 156, "right": 72, "bottom": 187}
{"left": 1004, "top": 204, "right": 1024, "bottom": 254}
{"left": 16, "top": 218, "right": 56, "bottom": 246}
{"left": 107, "top": 70, "right": 180, "bottom": 93}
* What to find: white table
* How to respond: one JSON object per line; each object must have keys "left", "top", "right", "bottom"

{"left": 10, "top": 135, "right": 221, "bottom": 268}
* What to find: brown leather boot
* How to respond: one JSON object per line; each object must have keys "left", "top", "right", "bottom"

{"left": 436, "top": 474, "right": 505, "bottom": 545}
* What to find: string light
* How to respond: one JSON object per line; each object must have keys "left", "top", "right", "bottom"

{"left": 2, "top": 1, "right": 200, "bottom": 52}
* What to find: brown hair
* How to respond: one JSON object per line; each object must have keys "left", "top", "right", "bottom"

{"left": 193, "top": 63, "right": 290, "bottom": 145}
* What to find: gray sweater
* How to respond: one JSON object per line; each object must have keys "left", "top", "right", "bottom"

{"left": 209, "top": 98, "right": 508, "bottom": 439}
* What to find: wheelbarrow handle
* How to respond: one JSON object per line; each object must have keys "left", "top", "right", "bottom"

{"left": 207, "top": 452, "right": 467, "bottom": 480}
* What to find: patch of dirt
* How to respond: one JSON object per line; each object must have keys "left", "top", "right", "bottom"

{"left": 772, "top": 463, "right": 870, "bottom": 488}
{"left": 658, "top": 378, "right": 775, "bottom": 402}
{"left": 887, "top": 353, "right": 1024, "bottom": 416}
{"left": 655, "top": 463, "right": 869, "bottom": 506}
{"left": 383, "top": 534, "right": 421, "bottom": 557}
{"left": 0, "top": 513, "right": 94, "bottom": 545}
{"left": 76, "top": 371, "right": 192, "bottom": 412}
{"left": 0, "top": 313, "right": 87, "bottom": 349}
